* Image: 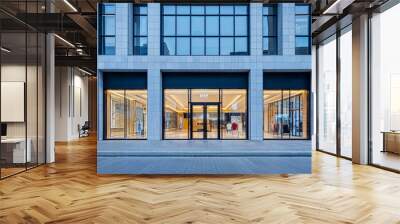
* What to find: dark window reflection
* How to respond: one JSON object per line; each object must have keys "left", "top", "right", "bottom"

{"left": 264, "top": 90, "right": 309, "bottom": 139}
{"left": 133, "top": 4, "right": 148, "bottom": 55}
{"left": 295, "top": 4, "right": 311, "bottom": 55}
{"left": 262, "top": 5, "right": 277, "bottom": 55}
{"left": 99, "top": 3, "right": 116, "bottom": 55}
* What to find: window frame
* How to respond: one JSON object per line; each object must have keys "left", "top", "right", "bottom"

{"left": 98, "top": 3, "right": 116, "bottom": 55}
{"left": 132, "top": 4, "right": 148, "bottom": 55}
{"left": 160, "top": 4, "right": 250, "bottom": 56}
{"left": 262, "top": 4, "right": 278, "bottom": 55}
{"left": 295, "top": 3, "right": 311, "bottom": 55}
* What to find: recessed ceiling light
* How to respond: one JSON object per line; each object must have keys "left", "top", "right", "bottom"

{"left": 63, "top": 0, "right": 78, "bottom": 12}
{"left": 54, "top": 34, "right": 75, "bottom": 48}
{"left": 1, "top": 47, "right": 11, "bottom": 53}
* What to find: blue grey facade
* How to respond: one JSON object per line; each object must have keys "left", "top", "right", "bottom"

{"left": 97, "top": 3, "right": 312, "bottom": 174}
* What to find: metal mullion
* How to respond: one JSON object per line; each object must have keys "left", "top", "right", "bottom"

{"left": 0, "top": 25, "right": 2, "bottom": 179}
{"left": 316, "top": 44, "right": 320, "bottom": 150}
{"left": 289, "top": 90, "right": 292, "bottom": 139}
{"left": 25, "top": 1, "right": 28, "bottom": 171}
{"left": 219, "top": 89, "right": 222, "bottom": 139}
{"left": 174, "top": 15, "right": 177, "bottom": 56}
{"left": 336, "top": 31, "right": 341, "bottom": 157}
{"left": 188, "top": 89, "right": 191, "bottom": 139}
{"left": 36, "top": 21, "right": 39, "bottom": 167}
{"left": 280, "top": 90, "right": 283, "bottom": 139}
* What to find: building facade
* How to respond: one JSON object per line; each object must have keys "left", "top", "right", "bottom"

{"left": 97, "top": 3, "right": 312, "bottom": 174}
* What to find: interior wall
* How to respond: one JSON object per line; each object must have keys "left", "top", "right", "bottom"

{"left": 55, "top": 66, "right": 89, "bottom": 141}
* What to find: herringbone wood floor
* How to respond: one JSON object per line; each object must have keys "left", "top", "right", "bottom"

{"left": 1, "top": 136, "right": 400, "bottom": 224}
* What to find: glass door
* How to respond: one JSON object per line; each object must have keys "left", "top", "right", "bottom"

{"left": 190, "top": 103, "right": 220, "bottom": 139}
{"left": 206, "top": 105, "right": 219, "bottom": 139}
{"left": 191, "top": 104, "right": 205, "bottom": 139}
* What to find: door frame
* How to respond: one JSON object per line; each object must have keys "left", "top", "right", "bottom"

{"left": 190, "top": 102, "right": 220, "bottom": 140}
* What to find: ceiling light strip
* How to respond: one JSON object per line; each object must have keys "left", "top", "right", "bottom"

{"left": 63, "top": 0, "right": 78, "bottom": 12}
{"left": 54, "top": 34, "right": 75, "bottom": 48}
{"left": 1, "top": 47, "right": 11, "bottom": 53}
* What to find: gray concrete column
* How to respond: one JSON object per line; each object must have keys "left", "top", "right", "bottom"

{"left": 46, "top": 33, "right": 55, "bottom": 163}
{"left": 250, "top": 69, "right": 264, "bottom": 141}
{"left": 115, "top": 3, "right": 129, "bottom": 56}
{"left": 352, "top": 14, "right": 369, "bottom": 164}
{"left": 147, "top": 68, "right": 162, "bottom": 140}
{"left": 280, "top": 3, "right": 295, "bottom": 56}
{"left": 148, "top": 3, "right": 160, "bottom": 56}
{"left": 250, "top": 3, "right": 263, "bottom": 56}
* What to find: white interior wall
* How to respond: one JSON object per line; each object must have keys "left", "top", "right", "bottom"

{"left": 55, "top": 66, "right": 89, "bottom": 141}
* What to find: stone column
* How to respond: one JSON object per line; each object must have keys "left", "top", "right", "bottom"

{"left": 250, "top": 3, "right": 263, "bottom": 56}
{"left": 148, "top": 3, "right": 160, "bottom": 56}
{"left": 280, "top": 3, "right": 295, "bottom": 56}
{"left": 147, "top": 68, "right": 162, "bottom": 140}
{"left": 250, "top": 69, "right": 264, "bottom": 141}
{"left": 115, "top": 3, "right": 129, "bottom": 56}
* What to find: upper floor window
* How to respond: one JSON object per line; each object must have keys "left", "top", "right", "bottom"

{"left": 161, "top": 4, "right": 249, "bottom": 56}
{"left": 133, "top": 4, "right": 148, "bottom": 55}
{"left": 263, "top": 5, "right": 278, "bottom": 55}
{"left": 295, "top": 4, "right": 311, "bottom": 55}
{"left": 99, "top": 3, "right": 116, "bottom": 55}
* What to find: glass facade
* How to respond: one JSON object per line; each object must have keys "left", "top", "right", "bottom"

{"left": 161, "top": 4, "right": 249, "bottom": 56}
{"left": 295, "top": 4, "right": 311, "bottom": 55}
{"left": 0, "top": 2, "right": 46, "bottom": 179}
{"left": 263, "top": 5, "right": 278, "bottom": 55}
{"left": 99, "top": 3, "right": 116, "bottom": 55}
{"left": 105, "top": 90, "right": 147, "bottom": 139}
{"left": 163, "top": 89, "right": 247, "bottom": 139}
{"left": 133, "top": 5, "right": 148, "bottom": 55}
{"left": 339, "top": 27, "right": 352, "bottom": 158}
{"left": 317, "top": 35, "right": 337, "bottom": 154}
{"left": 370, "top": 4, "right": 400, "bottom": 171}
{"left": 264, "top": 90, "right": 309, "bottom": 139}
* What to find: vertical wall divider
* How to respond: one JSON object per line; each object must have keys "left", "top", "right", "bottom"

{"left": 316, "top": 45, "right": 320, "bottom": 151}
{"left": 0, "top": 28, "right": 2, "bottom": 179}
{"left": 25, "top": 1, "right": 28, "bottom": 171}
{"left": 336, "top": 29, "right": 341, "bottom": 157}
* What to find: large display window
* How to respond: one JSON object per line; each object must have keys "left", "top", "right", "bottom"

{"left": 105, "top": 90, "right": 147, "bottom": 139}
{"left": 317, "top": 35, "right": 337, "bottom": 154}
{"left": 370, "top": 4, "right": 400, "bottom": 171}
{"left": 163, "top": 89, "right": 247, "bottom": 140}
{"left": 264, "top": 90, "right": 309, "bottom": 139}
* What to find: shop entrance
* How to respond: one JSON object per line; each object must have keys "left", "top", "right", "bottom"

{"left": 190, "top": 103, "right": 219, "bottom": 139}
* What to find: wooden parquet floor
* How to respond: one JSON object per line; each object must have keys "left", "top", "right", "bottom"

{"left": 1, "top": 136, "right": 400, "bottom": 224}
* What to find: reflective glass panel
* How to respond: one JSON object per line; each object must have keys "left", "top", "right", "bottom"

{"left": 192, "top": 37, "right": 205, "bottom": 55}
{"left": 221, "top": 90, "right": 247, "bottom": 139}
{"left": 162, "top": 37, "right": 175, "bottom": 55}
{"left": 220, "top": 37, "right": 234, "bottom": 55}
{"left": 164, "top": 90, "right": 189, "bottom": 139}
{"left": 177, "top": 16, "right": 190, "bottom": 36}
{"left": 176, "top": 37, "right": 190, "bottom": 55}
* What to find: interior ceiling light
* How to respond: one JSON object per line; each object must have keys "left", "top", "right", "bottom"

{"left": 322, "top": 0, "right": 354, "bottom": 15}
{"left": 78, "top": 67, "right": 94, "bottom": 76}
{"left": 63, "top": 0, "right": 78, "bottom": 12}
{"left": 54, "top": 34, "right": 75, "bottom": 48}
{"left": 1, "top": 47, "right": 11, "bottom": 53}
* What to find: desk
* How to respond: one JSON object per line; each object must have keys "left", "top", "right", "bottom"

{"left": 382, "top": 131, "right": 400, "bottom": 155}
{"left": 1, "top": 138, "right": 31, "bottom": 163}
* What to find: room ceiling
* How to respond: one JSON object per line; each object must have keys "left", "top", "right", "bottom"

{"left": 0, "top": 0, "right": 382, "bottom": 73}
